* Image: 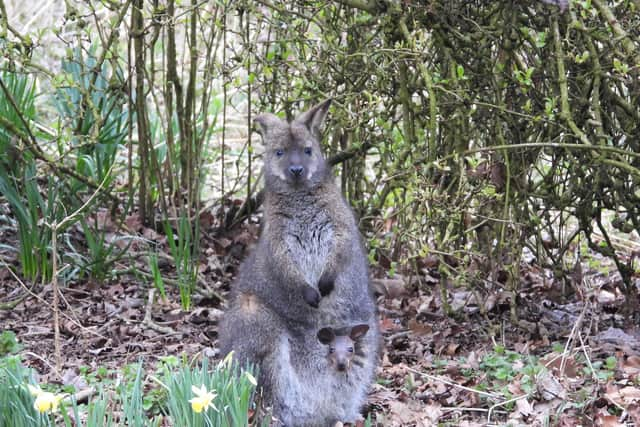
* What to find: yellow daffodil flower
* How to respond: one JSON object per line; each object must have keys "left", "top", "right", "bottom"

{"left": 189, "top": 384, "right": 217, "bottom": 413}
{"left": 27, "top": 384, "right": 65, "bottom": 413}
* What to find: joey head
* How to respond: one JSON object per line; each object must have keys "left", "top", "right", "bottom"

{"left": 317, "top": 324, "right": 370, "bottom": 372}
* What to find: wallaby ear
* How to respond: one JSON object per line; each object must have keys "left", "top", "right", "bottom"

{"left": 295, "top": 99, "right": 332, "bottom": 138}
{"left": 317, "top": 327, "right": 335, "bottom": 345}
{"left": 253, "top": 113, "right": 281, "bottom": 137}
{"left": 349, "top": 324, "right": 369, "bottom": 341}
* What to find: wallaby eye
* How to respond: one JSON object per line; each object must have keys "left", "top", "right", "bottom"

{"left": 347, "top": 347, "right": 354, "bottom": 353}
{"left": 275, "top": 149, "right": 284, "bottom": 157}
{"left": 304, "top": 147, "right": 312, "bottom": 156}
{"left": 329, "top": 347, "right": 335, "bottom": 354}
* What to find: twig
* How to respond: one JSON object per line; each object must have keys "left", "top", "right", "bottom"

{"left": 142, "top": 288, "right": 176, "bottom": 335}
{"left": 0, "top": 256, "right": 107, "bottom": 340}
{"left": 559, "top": 297, "right": 588, "bottom": 380}
{"left": 65, "top": 387, "right": 96, "bottom": 405}
{"left": 591, "top": 0, "right": 640, "bottom": 64}
{"left": 404, "top": 366, "right": 501, "bottom": 400}
{"left": 440, "top": 406, "right": 507, "bottom": 415}
{"left": 577, "top": 324, "right": 598, "bottom": 384}
{"left": 331, "top": 0, "right": 382, "bottom": 14}
{"left": 386, "top": 330, "right": 411, "bottom": 342}
{"left": 23, "top": 351, "right": 61, "bottom": 379}
{"left": 43, "top": 165, "right": 115, "bottom": 371}
{"left": 487, "top": 393, "right": 530, "bottom": 424}
{"left": 51, "top": 224, "right": 61, "bottom": 371}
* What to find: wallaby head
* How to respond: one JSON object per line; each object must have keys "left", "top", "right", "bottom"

{"left": 317, "top": 324, "right": 369, "bottom": 372}
{"left": 254, "top": 99, "right": 332, "bottom": 190}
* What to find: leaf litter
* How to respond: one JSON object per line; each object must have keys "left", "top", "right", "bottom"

{"left": 0, "top": 205, "right": 639, "bottom": 425}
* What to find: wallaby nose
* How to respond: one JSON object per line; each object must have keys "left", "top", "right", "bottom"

{"left": 289, "top": 165, "right": 304, "bottom": 177}
{"left": 337, "top": 362, "right": 346, "bottom": 371}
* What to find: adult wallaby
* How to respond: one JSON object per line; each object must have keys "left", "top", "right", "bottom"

{"left": 219, "top": 100, "right": 379, "bottom": 426}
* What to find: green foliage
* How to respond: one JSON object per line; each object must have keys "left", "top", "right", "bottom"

{"left": 0, "top": 356, "right": 266, "bottom": 427}
{"left": 0, "top": 356, "right": 117, "bottom": 427}
{"left": 0, "top": 72, "right": 36, "bottom": 173}
{"left": 481, "top": 347, "right": 526, "bottom": 382}
{"left": 164, "top": 213, "right": 200, "bottom": 311}
{"left": 119, "top": 363, "right": 161, "bottom": 427}
{"left": 161, "top": 356, "right": 267, "bottom": 427}
{"left": 0, "top": 72, "right": 59, "bottom": 284}
{"left": 0, "top": 162, "right": 60, "bottom": 283}
{"left": 0, "top": 331, "right": 21, "bottom": 356}
{"left": 364, "top": 414, "right": 374, "bottom": 427}
{"left": 77, "top": 218, "right": 130, "bottom": 283}
{"left": 582, "top": 357, "right": 617, "bottom": 381}
{"left": 0, "top": 357, "right": 49, "bottom": 427}
{"left": 53, "top": 47, "right": 128, "bottom": 186}
{"left": 148, "top": 252, "right": 167, "bottom": 302}
{"left": 75, "top": 391, "right": 115, "bottom": 427}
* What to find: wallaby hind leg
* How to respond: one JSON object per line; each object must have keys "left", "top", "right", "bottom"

{"left": 218, "top": 291, "right": 301, "bottom": 423}
{"left": 218, "top": 292, "right": 282, "bottom": 366}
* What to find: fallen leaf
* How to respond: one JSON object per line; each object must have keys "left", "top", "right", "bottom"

{"left": 513, "top": 397, "right": 534, "bottom": 420}
{"left": 605, "top": 385, "right": 640, "bottom": 406}
{"left": 537, "top": 371, "right": 566, "bottom": 400}
{"left": 596, "top": 412, "right": 624, "bottom": 427}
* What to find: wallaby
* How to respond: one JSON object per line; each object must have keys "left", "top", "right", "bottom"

{"left": 245, "top": 98, "right": 362, "bottom": 315}
{"left": 318, "top": 324, "right": 369, "bottom": 372}
{"left": 219, "top": 100, "right": 379, "bottom": 427}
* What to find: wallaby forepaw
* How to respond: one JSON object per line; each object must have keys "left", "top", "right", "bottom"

{"left": 318, "top": 274, "right": 335, "bottom": 296}
{"left": 302, "top": 286, "right": 321, "bottom": 308}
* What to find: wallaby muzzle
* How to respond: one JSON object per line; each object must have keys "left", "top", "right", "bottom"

{"left": 289, "top": 165, "right": 304, "bottom": 177}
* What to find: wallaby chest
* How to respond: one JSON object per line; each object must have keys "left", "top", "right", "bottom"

{"left": 282, "top": 205, "right": 334, "bottom": 285}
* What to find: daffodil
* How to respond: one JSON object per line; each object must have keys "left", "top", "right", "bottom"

{"left": 220, "top": 351, "right": 234, "bottom": 369}
{"left": 189, "top": 384, "right": 217, "bottom": 413}
{"left": 27, "top": 384, "right": 65, "bottom": 413}
{"left": 245, "top": 371, "right": 257, "bottom": 386}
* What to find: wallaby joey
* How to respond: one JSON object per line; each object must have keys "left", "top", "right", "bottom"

{"left": 318, "top": 324, "right": 369, "bottom": 372}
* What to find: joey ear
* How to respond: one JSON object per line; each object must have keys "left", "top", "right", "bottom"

{"left": 349, "top": 324, "right": 369, "bottom": 341}
{"left": 253, "top": 113, "right": 281, "bottom": 137}
{"left": 317, "top": 327, "right": 335, "bottom": 345}
{"left": 295, "top": 99, "right": 332, "bottom": 138}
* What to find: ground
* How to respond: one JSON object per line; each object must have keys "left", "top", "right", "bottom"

{"left": 1, "top": 207, "right": 640, "bottom": 426}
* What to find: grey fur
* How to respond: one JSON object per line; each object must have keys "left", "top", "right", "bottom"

{"left": 219, "top": 100, "right": 379, "bottom": 426}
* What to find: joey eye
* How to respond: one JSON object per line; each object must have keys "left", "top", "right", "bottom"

{"left": 275, "top": 149, "right": 284, "bottom": 157}
{"left": 347, "top": 347, "right": 354, "bottom": 353}
{"left": 304, "top": 147, "right": 312, "bottom": 156}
